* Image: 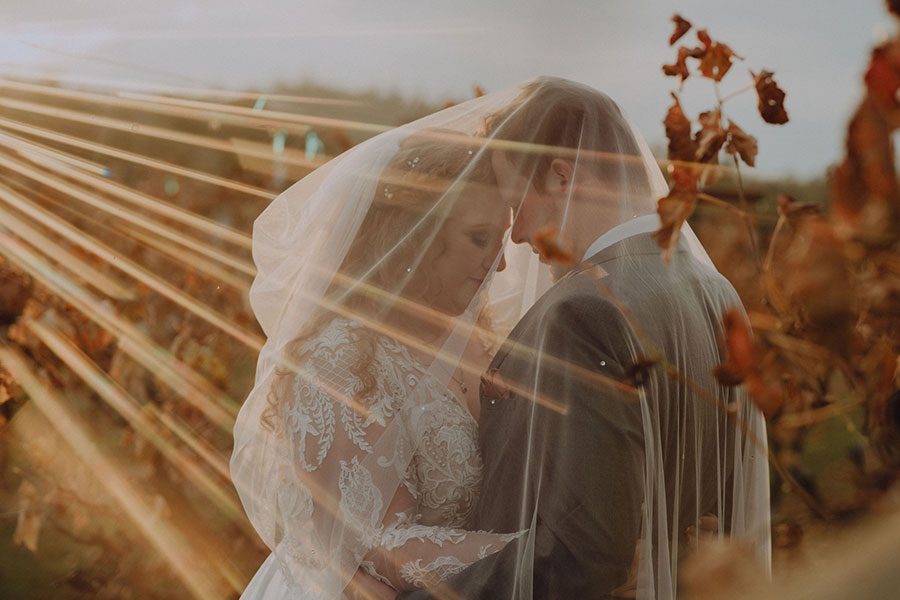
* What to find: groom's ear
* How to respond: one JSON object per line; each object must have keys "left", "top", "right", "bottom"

{"left": 545, "top": 158, "right": 573, "bottom": 198}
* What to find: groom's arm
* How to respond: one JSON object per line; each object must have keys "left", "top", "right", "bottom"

{"left": 528, "top": 294, "right": 646, "bottom": 593}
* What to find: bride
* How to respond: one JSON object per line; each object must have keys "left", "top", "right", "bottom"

{"left": 230, "top": 119, "right": 533, "bottom": 599}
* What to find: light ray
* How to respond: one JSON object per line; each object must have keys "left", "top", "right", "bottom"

{"left": 0, "top": 76, "right": 379, "bottom": 150}
{"left": 1, "top": 146, "right": 252, "bottom": 250}
{"left": 0, "top": 97, "right": 323, "bottom": 170}
{"left": 0, "top": 206, "right": 135, "bottom": 301}
{"left": 0, "top": 175, "right": 252, "bottom": 291}
{"left": 0, "top": 230, "right": 240, "bottom": 430}
{"left": 117, "top": 223, "right": 253, "bottom": 292}
{"left": 0, "top": 178, "right": 264, "bottom": 351}
{"left": 150, "top": 407, "right": 232, "bottom": 481}
{"left": 0, "top": 154, "right": 256, "bottom": 276}
{"left": 0, "top": 116, "right": 276, "bottom": 200}
{"left": 119, "top": 91, "right": 390, "bottom": 135}
{"left": 316, "top": 269, "right": 637, "bottom": 403}
{"left": 0, "top": 78, "right": 320, "bottom": 137}
{"left": 0, "top": 129, "right": 108, "bottom": 175}
{"left": 0, "top": 72, "right": 362, "bottom": 106}
{"left": 23, "top": 317, "right": 245, "bottom": 522}
{"left": 0, "top": 345, "right": 233, "bottom": 600}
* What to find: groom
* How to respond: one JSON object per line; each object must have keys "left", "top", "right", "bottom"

{"left": 399, "top": 78, "right": 763, "bottom": 599}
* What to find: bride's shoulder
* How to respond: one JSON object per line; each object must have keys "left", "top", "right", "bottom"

{"left": 300, "top": 316, "right": 422, "bottom": 380}
{"left": 296, "top": 316, "right": 379, "bottom": 377}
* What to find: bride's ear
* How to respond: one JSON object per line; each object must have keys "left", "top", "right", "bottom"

{"left": 545, "top": 158, "right": 573, "bottom": 198}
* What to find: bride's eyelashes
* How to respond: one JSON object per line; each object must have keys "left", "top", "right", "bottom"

{"left": 468, "top": 232, "right": 490, "bottom": 248}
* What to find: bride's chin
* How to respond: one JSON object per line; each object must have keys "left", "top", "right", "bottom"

{"left": 434, "top": 296, "right": 474, "bottom": 319}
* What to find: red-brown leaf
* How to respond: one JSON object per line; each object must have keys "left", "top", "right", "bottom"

{"left": 664, "top": 93, "right": 697, "bottom": 162}
{"left": 663, "top": 47, "right": 693, "bottom": 84}
{"left": 745, "top": 373, "right": 784, "bottom": 418}
{"left": 753, "top": 70, "right": 790, "bottom": 124}
{"left": 830, "top": 97, "right": 900, "bottom": 244}
{"left": 697, "top": 29, "right": 712, "bottom": 48}
{"left": 698, "top": 41, "right": 740, "bottom": 82}
{"left": 653, "top": 165, "right": 699, "bottom": 262}
{"left": 724, "top": 120, "right": 758, "bottom": 167}
{"left": 533, "top": 225, "right": 577, "bottom": 267}
{"left": 713, "top": 308, "right": 755, "bottom": 385}
{"left": 669, "top": 14, "right": 693, "bottom": 46}
{"left": 695, "top": 110, "right": 726, "bottom": 164}
{"left": 864, "top": 40, "right": 900, "bottom": 110}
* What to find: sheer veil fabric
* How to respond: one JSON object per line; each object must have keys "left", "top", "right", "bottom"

{"left": 230, "top": 77, "right": 771, "bottom": 600}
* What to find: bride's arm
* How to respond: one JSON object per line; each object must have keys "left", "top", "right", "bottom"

{"left": 362, "top": 482, "right": 521, "bottom": 592}
{"left": 345, "top": 568, "right": 396, "bottom": 600}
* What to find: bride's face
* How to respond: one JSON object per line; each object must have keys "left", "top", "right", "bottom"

{"left": 423, "top": 185, "right": 510, "bottom": 316}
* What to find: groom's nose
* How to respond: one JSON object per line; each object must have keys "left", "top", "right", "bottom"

{"left": 510, "top": 216, "right": 529, "bottom": 246}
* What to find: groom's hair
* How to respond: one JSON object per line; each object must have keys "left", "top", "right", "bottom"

{"left": 480, "top": 77, "right": 646, "bottom": 192}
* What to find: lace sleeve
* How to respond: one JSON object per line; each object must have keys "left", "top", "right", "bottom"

{"left": 266, "top": 318, "right": 402, "bottom": 594}
{"left": 361, "top": 494, "right": 523, "bottom": 592}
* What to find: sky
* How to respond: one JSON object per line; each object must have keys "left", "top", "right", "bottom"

{"left": 0, "top": 0, "right": 896, "bottom": 179}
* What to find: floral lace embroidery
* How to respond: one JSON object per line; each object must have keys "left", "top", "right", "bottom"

{"left": 381, "top": 513, "right": 468, "bottom": 551}
{"left": 286, "top": 317, "right": 482, "bottom": 527}
{"left": 338, "top": 456, "right": 385, "bottom": 560}
{"left": 399, "top": 555, "right": 470, "bottom": 588}
{"left": 408, "top": 390, "right": 481, "bottom": 527}
{"left": 360, "top": 560, "right": 393, "bottom": 587}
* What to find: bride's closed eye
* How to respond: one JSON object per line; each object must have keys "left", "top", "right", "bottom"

{"left": 468, "top": 232, "right": 490, "bottom": 248}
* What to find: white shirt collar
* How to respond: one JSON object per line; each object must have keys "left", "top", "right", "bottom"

{"left": 581, "top": 214, "right": 661, "bottom": 261}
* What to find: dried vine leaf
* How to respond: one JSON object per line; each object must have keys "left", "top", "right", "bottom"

{"left": 692, "top": 29, "right": 742, "bottom": 82}
{"left": 831, "top": 97, "right": 899, "bottom": 245}
{"left": 714, "top": 308, "right": 756, "bottom": 385}
{"left": 864, "top": 39, "right": 900, "bottom": 111}
{"left": 753, "top": 70, "right": 790, "bottom": 124}
{"left": 663, "top": 47, "right": 693, "bottom": 84}
{"left": 669, "top": 14, "right": 693, "bottom": 45}
{"left": 713, "top": 309, "right": 784, "bottom": 417}
{"left": 533, "top": 225, "right": 577, "bottom": 267}
{"left": 724, "top": 120, "right": 759, "bottom": 167}
{"left": 664, "top": 93, "right": 697, "bottom": 162}
{"left": 653, "top": 165, "right": 699, "bottom": 262}
{"left": 695, "top": 110, "right": 727, "bottom": 164}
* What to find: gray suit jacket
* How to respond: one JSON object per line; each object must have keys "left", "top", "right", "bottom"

{"left": 399, "top": 233, "right": 742, "bottom": 599}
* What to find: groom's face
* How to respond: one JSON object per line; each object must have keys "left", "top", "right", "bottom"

{"left": 491, "top": 151, "right": 561, "bottom": 257}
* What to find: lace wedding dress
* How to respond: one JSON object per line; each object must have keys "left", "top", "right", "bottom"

{"left": 239, "top": 316, "right": 519, "bottom": 599}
